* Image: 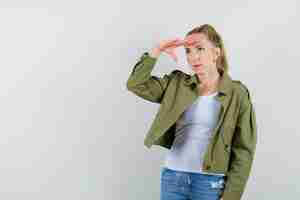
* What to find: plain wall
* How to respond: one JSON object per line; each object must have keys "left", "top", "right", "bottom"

{"left": 0, "top": 0, "right": 299, "bottom": 199}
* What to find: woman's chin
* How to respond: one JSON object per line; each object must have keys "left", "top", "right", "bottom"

{"left": 196, "top": 72, "right": 208, "bottom": 79}
{"left": 193, "top": 70, "right": 205, "bottom": 76}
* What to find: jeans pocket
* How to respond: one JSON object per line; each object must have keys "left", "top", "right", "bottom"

{"left": 161, "top": 168, "right": 182, "bottom": 185}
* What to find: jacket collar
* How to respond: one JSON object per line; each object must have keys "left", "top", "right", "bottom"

{"left": 184, "top": 72, "right": 233, "bottom": 96}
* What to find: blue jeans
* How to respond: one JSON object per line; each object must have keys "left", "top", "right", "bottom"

{"left": 160, "top": 167, "right": 225, "bottom": 200}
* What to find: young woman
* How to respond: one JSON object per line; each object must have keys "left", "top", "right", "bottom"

{"left": 127, "top": 24, "right": 257, "bottom": 200}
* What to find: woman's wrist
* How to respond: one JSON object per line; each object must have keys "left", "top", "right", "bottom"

{"left": 149, "top": 47, "right": 161, "bottom": 58}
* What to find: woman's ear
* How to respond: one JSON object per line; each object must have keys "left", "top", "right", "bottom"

{"left": 215, "top": 47, "right": 221, "bottom": 58}
{"left": 213, "top": 47, "right": 221, "bottom": 61}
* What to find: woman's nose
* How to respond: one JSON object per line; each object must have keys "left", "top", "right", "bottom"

{"left": 190, "top": 52, "right": 201, "bottom": 61}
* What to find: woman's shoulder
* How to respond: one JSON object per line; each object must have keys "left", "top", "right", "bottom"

{"left": 231, "top": 79, "right": 252, "bottom": 101}
{"left": 166, "top": 69, "right": 188, "bottom": 81}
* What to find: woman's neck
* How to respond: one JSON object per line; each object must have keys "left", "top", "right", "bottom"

{"left": 197, "top": 72, "right": 220, "bottom": 95}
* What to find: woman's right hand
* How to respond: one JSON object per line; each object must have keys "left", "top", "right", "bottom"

{"left": 149, "top": 38, "right": 186, "bottom": 63}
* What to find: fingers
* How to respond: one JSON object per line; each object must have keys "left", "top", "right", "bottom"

{"left": 161, "top": 36, "right": 197, "bottom": 50}
{"left": 184, "top": 35, "right": 199, "bottom": 46}
{"left": 163, "top": 39, "right": 186, "bottom": 63}
{"left": 159, "top": 37, "right": 196, "bottom": 63}
{"left": 167, "top": 38, "right": 196, "bottom": 48}
{"left": 160, "top": 41, "right": 184, "bottom": 52}
{"left": 172, "top": 39, "right": 186, "bottom": 46}
{"left": 162, "top": 39, "right": 183, "bottom": 49}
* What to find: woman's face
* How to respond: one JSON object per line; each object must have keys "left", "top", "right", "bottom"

{"left": 184, "top": 33, "right": 220, "bottom": 78}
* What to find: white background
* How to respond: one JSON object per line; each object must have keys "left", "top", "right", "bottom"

{"left": 0, "top": 1, "right": 299, "bottom": 199}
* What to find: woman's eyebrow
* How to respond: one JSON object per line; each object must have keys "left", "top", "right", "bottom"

{"left": 185, "top": 43, "right": 204, "bottom": 50}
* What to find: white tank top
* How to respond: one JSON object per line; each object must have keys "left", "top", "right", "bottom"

{"left": 163, "top": 91, "right": 225, "bottom": 176}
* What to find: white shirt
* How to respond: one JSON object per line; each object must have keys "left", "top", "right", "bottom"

{"left": 163, "top": 91, "right": 225, "bottom": 176}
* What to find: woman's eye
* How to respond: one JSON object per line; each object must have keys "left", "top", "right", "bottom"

{"left": 185, "top": 47, "right": 203, "bottom": 53}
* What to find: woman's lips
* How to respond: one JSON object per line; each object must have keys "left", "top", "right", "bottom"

{"left": 193, "top": 64, "right": 202, "bottom": 68}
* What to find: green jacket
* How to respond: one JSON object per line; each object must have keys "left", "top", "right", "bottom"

{"left": 126, "top": 52, "right": 257, "bottom": 200}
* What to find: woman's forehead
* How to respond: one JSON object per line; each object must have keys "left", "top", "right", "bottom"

{"left": 184, "top": 33, "right": 208, "bottom": 47}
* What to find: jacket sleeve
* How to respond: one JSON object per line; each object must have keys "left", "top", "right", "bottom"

{"left": 126, "top": 52, "right": 174, "bottom": 104}
{"left": 221, "top": 86, "right": 258, "bottom": 200}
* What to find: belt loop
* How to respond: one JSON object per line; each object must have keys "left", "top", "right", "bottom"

{"left": 187, "top": 175, "right": 191, "bottom": 184}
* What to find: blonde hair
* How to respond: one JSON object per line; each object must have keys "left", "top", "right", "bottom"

{"left": 185, "top": 24, "right": 229, "bottom": 75}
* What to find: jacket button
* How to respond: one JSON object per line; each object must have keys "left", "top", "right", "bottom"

{"left": 225, "top": 144, "right": 230, "bottom": 150}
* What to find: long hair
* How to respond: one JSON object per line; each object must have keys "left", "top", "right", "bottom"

{"left": 185, "top": 24, "right": 229, "bottom": 75}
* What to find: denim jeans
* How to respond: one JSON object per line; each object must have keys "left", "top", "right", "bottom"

{"left": 160, "top": 167, "right": 225, "bottom": 200}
